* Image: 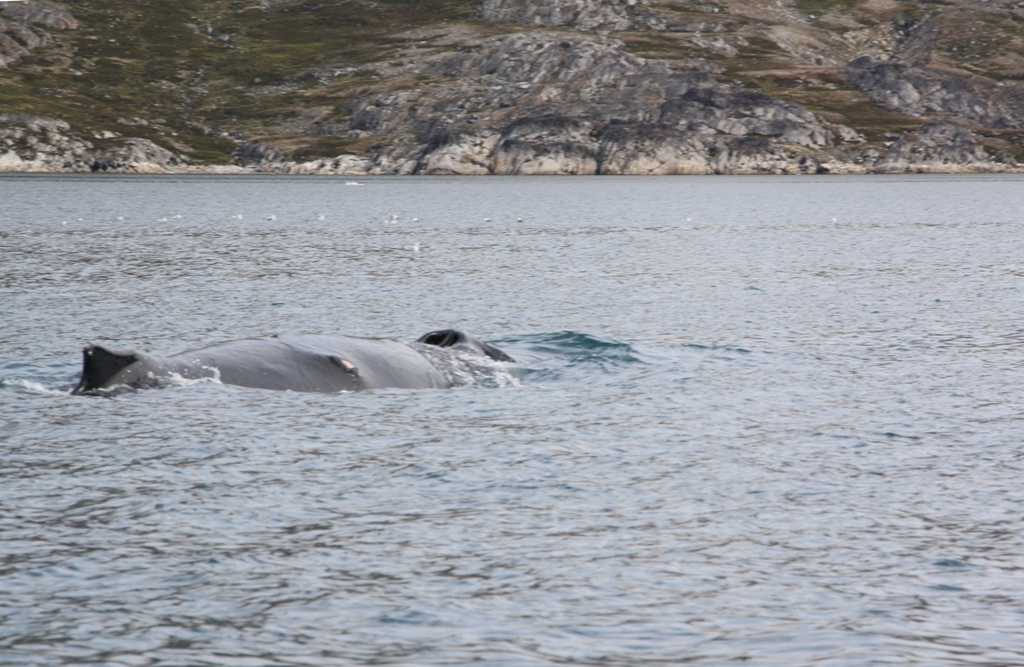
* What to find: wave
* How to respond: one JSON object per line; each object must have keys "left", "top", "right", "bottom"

{"left": 0, "top": 360, "right": 80, "bottom": 396}
{"left": 0, "top": 377, "right": 72, "bottom": 396}
{"left": 493, "top": 331, "right": 655, "bottom": 385}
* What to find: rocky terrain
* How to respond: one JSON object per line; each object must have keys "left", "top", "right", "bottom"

{"left": 1, "top": 0, "right": 1023, "bottom": 173}
{"left": 0, "top": 1, "right": 77, "bottom": 68}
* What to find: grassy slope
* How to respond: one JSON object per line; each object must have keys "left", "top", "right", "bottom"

{"left": 0, "top": 0, "right": 481, "bottom": 162}
{"left": 2, "top": 0, "right": 1022, "bottom": 163}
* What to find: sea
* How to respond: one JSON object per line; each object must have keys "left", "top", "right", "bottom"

{"left": 2, "top": 173, "right": 1024, "bottom": 666}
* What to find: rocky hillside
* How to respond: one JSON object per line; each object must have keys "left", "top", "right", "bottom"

{"left": 2, "top": 0, "right": 1023, "bottom": 173}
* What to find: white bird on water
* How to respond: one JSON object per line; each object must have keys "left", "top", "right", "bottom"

{"left": 232, "top": 214, "right": 243, "bottom": 220}
{"left": 267, "top": 214, "right": 276, "bottom": 221}
{"left": 385, "top": 214, "right": 399, "bottom": 224}
{"left": 318, "top": 214, "right": 326, "bottom": 221}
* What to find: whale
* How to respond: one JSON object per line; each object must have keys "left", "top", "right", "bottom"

{"left": 71, "top": 329, "right": 513, "bottom": 395}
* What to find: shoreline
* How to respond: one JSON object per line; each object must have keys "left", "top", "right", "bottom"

{"left": 1, "top": 158, "right": 1020, "bottom": 176}
{"left": 3, "top": 167, "right": 1022, "bottom": 177}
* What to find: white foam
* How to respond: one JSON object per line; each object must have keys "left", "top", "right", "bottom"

{"left": 411, "top": 345, "right": 520, "bottom": 389}
{"left": 3, "top": 378, "right": 68, "bottom": 396}
{"left": 161, "top": 365, "right": 223, "bottom": 388}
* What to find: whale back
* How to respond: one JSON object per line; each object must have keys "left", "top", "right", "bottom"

{"left": 166, "top": 335, "right": 449, "bottom": 392}
{"left": 72, "top": 332, "right": 504, "bottom": 394}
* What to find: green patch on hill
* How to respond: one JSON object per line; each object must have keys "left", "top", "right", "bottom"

{"left": 0, "top": 0, "right": 478, "bottom": 161}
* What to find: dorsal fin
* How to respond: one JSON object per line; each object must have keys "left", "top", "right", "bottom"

{"left": 72, "top": 345, "right": 139, "bottom": 394}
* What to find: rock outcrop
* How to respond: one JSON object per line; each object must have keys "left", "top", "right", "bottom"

{"left": 0, "top": 0, "right": 77, "bottom": 68}
{"left": 230, "top": 5, "right": 1017, "bottom": 175}
{"left": 845, "top": 16, "right": 1024, "bottom": 133}
{"left": 0, "top": 114, "right": 190, "bottom": 173}
{"left": 91, "top": 138, "right": 188, "bottom": 173}
{"left": 0, "top": 113, "right": 94, "bottom": 171}
{"left": 847, "top": 58, "right": 1022, "bottom": 129}
{"left": 479, "top": 0, "right": 664, "bottom": 32}
{"left": 866, "top": 123, "right": 1006, "bottom": 174}
{"left": 247, "top": 32, "right": 860, "bottom": 175}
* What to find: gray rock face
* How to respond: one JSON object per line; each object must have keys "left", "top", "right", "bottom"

{"left": 2, "top": 1, "right": 77, "bottom": 30}
{"left": 890, "top": 17, "right": 941, "bottom": 67}
{"left": 0, "top": 114, "right": 190, "bottom": 173}
{"left": 92, "top": 138, "right": 187, "bottom": 173}
{"left": 0, "top": 1, "right": 77, "bottom": 68}
{"left": 241, "top": 25, "right": 1006, "bottom": 176}
{"left": 845, "top": 17, "right": 1024, "bottom": 131}
{"left": 847, "top": 57, "right": 1021, "bottom": 129}
{"left": 0, "top": 113, "right": 94, "bottom": 171}
{"left": 261, "top": 32, "right": 858, "bottom": 175}
{"left": 479, "top": 0, "right": 664, "bottom": 32}
{"left": 866, "top": 123, "right": 1004, "bottom": 174}
{"left": 235, "top": 141, "right": 282, "bottom": 168}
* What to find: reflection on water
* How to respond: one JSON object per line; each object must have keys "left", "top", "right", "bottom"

{"left": 2, "top": 174, "right": 1024, "bottom": 666}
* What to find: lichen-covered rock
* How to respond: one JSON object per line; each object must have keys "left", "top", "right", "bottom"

{"left": 1, "top": 0, "right": 78, "bottom": 30}
{"left": 890, "top": 17, "right": 941, "bottom": 67}
{"left": 844, "top": 18, "right": 1024, "bottom": 131}
{"left": 867, "top": 123, "right": 1004, "bottom": 174}
{"left": 234, "top": 141, "right": 282, "bottom": 168}
{"left": 847, "top": 57, "right": 1021, "bottom": 129}
{"left": 479, "top": 0, "right": 664, "bottom": 32}
{"left": 0, "top": 1, "right": 76, "bottom": 68}
{"left": 0, "top": 114, "right": 192, "bottom": 173}
{"left": 0, "top": 113, "right": 94, "bottom": 171}
{"left": 91, "top": 138, "right": 187, "bottom": 173}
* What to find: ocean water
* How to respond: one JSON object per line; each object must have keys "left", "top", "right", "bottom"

{"left": 2, "top": 173, "right": 1024, "bottom": 666}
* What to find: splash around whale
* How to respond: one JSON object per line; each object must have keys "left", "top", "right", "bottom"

{"left": 71, "top": 329, "right": 515, "bottom": 395}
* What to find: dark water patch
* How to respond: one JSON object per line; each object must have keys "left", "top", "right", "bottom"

{"left": 499, "top": 331, "right": 666, "bottom": 385}
{"left": 933, "top": 559, "right": 969, "bottom": 568}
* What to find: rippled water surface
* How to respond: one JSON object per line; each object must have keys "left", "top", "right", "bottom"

{"left": 3, "top": 174, "right": 1024, "bottom": 666}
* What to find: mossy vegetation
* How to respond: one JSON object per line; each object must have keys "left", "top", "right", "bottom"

{"left": 0, "top": 0, "right": 478, "bottom": 161}
{"left": 622, "top": 33, "right": 710, "bottom": 60}
{"left": 793, "top": 0, "right": 859, "bottom": 16}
